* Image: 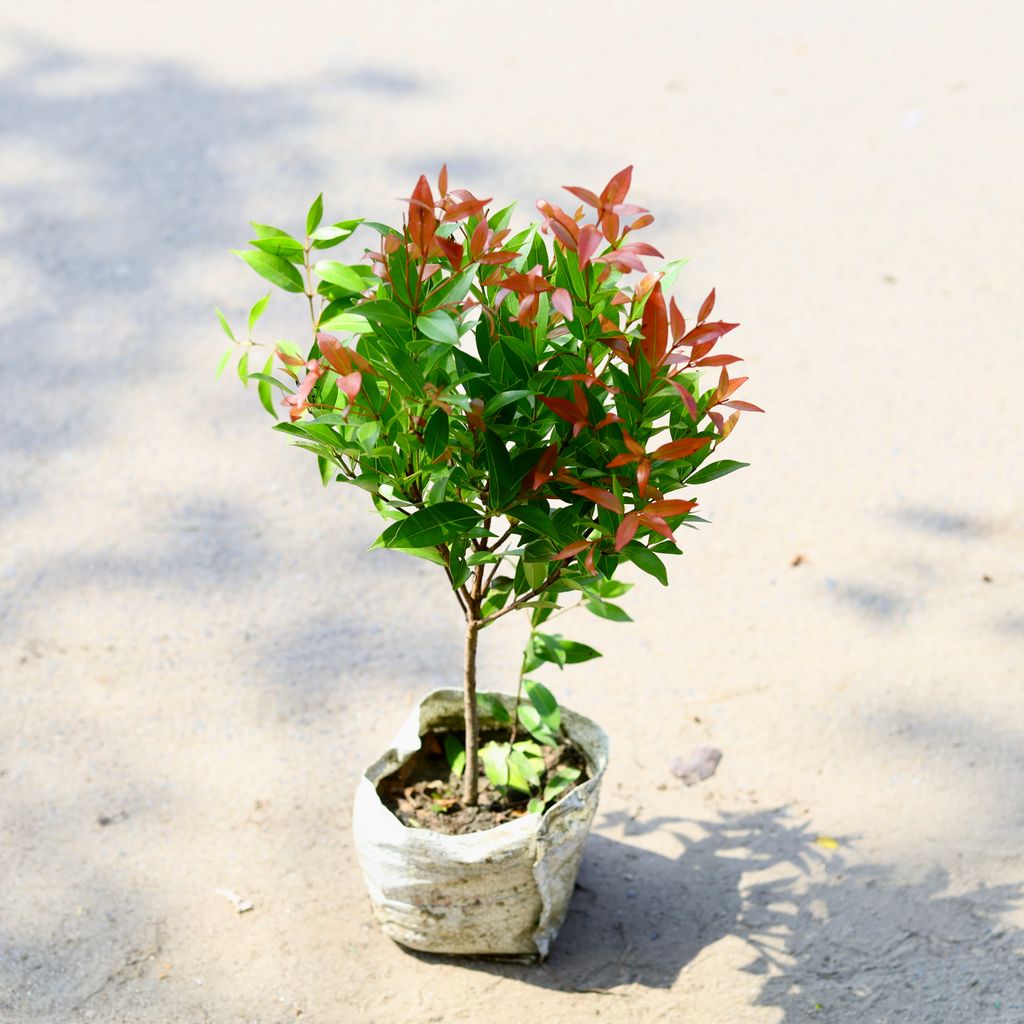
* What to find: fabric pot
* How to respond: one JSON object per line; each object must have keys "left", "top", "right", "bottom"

{"left": 352, "top": 688, "right": 609, "bottom": 959}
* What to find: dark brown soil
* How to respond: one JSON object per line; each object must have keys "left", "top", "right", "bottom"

{"left": 377, "top": 729, "right": 589, "bottom": 835}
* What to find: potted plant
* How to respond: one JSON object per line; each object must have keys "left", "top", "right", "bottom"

{"left": 217, "top": 165, "right": 759, "bottom": 958}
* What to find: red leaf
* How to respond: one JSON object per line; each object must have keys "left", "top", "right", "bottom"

{"left": 607, "top": 452, "right": 638, "bottom": 468}
{"left": 694, "top": 354, "right": 742, "bottom": 367}
{"left": 573, "top": 381, "right": 589, "bottom": 417}
{"left": 635, "top": 273, "right": 659, "bottom": 299}
{"left": 467, "top": 396, "right": 485, "bottom": 432}
{"left": 548, "top": 219, "right": 578, "bottom": 249}
{"left": 538, "top": 394, "right": 587, "bottom": 425}
{"left": 442, "top": 196, "right": 490, "bottom": 222}
{"left": 636, "top": 459, "right": 651, "bottom": 498}
{"left": 646, "top": 499, "right": 697, "bottom": 517}
{"left": 499, "top": 271, "right": 553, "bottom": 295}
{"left": 573, "top": 486, "right": 623, "bottom": 514}
{"left": 408, "top": 175, "right": 436, "bottom": 254}
{"left": 652, "top": 437, "right": 711, "bottom": 461}
{"left": 594, "top": 249, "right": 646, "bottom": 272}
{"left": 720, "top": 373, "right": 749, "bottom": 399}
{"left": 515, "top": 291, "right": 538, "bottom": 327}
{"left": 437, "top": 163, "right": 448, "bottom": 197}
{"left": 528, "top": 444, "right": 559, "bottom": 490}
{"left": 638, "top": 513, "right": 674, "bottom": 541}
{"left": 602, "top": 165, "right": 633, "bottom": 206}
{"left": 668, "top": 378, "right": 700, "bottom": 419}
{"left": 337, "top": 371, "right": 362, "bottom": 402}
{"left": 563, "top": 185, "right": 600, "bottom": 207}
{"left": 584, "top": 545, "right": 597, "bottom": 575}
{"left": 669, "top": 297, "right": 686, "bottom": 343}
{"left": 434, "top": 233, "right": 463, "bottom": 270}
{"left": 618, "top": 241, "right": 663, "bottom": 258}
{"left": 640, "top": 281, "right": 668, "bottom": 366}
{"left": 721, "top": 400, "right": 764, "bottom": 413}
{"left": 698, "top": 288, "right": 716, "bottom": 323}
{"left": 477, "top": 251, "right": 518, "bottom": 266}
{"left": 614, "top": 511, "right": 640, "bottom": 551}
{"left": 555, "top": 539, "right": 591, "bottom": 560}
{"left": 595, "top": 412, "right": 623, "bottom": 429}
{"left": 621, "top": 429, "right": 646, "bottom": 456}
{"left": 551, "top": 287, "right": 574, "bottom": 320}
{"left": 684, "top": 321, "right": 739, "bottom": 347}
{"left": 469, "top": 220, "right": 489, "bottom": 259}
{"left": 275, "top": 346, "right": 307, "bottom": 367}
{"left": 577, "top": 225, "right": 602, "bottom": 267}
{"left": 317, "top": 334, "right": 352, "bottom": 374}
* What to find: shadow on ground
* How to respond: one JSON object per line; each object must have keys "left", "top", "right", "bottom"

{"left": 410, "top": 808, "right": 1023, "bottom": 1021}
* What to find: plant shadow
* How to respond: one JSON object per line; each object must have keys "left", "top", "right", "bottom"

{"left": 404, "top": 808, "right": 1024, "bottom": 1020}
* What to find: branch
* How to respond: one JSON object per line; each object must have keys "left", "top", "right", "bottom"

{"left": 438, "top": 543, "right": 470, "bottom": 615}
{"left": 480, "top": 569, "right": 562, "bottom": 627}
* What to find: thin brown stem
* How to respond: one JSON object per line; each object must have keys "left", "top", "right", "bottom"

{"left": 480, "top": 569, "right": 562, "bottom": 627}
{"left": 462, "top": 613, "right": 481, "bottom": 805}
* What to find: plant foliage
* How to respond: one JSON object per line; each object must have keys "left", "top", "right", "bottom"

{"left": 219, "top": 166, "right": 760, "bottom": 809}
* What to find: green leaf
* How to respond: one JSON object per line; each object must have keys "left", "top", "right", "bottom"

{"left": 660, "top": 257, "right": 690, "bottom": 295}
{"left": 585, "top": 597, "right": 632, "bottom": 622}
{"left": 512, "top": 503, "right": 562, "bottom": 542}
{"left": 423, "top": 408, "right": 449, "bottom": 461}
{"left": 443, "top": 734, "right": 465, "bottom": 777}
{"left": 215, "top": 346, "right": 233, "bottom": 380}
{"left": 483, "top": 389, "right": 531, "bottom": 417}
{"left": 620, "top": 543, "right": 668, "bottom": 585}
{"left": 477, "top": 693, "right": 511, "bottom": 725}
{"left": 543, "top": 766, "right": 581, "bottom": 803}
{"left": 257, "top": 356, "right": 276, "bottom": 417}
{"left": 373, "top": 501, "right": 481, "bottom": 550}
{"left": 523, "top": 678, "right": 560, "bottom": 732}
{"left": 234, "top": 249, "right": 305, "bottom": 293}
{"left": 516, "top": 705, "right": 558, "bottom": 746}
{"left": 533, "top": 634, "right": 602, "bottom": 666}
{"left": 306, "top": 193, "right": 324, "bottom": 235}
{"left": 397, "top": 546, "right": 447, "bottom": 566}
{"left": 466, "top": 550, "right": 500, "bottom": 565}
{"left": 481, "top": 742, "right": 509, "bottom": 788}
{"left": 248, "top": 372, "right": 294, "bottom": 394}
{"left": 686, "top": 459, "right": 749, "bottom": 485}
{"left": 318, "top": 310, "right": 372, "bottom": 334}
{"left": 313, "top": 260, "right": 365, "bottom": 293}
{"left": 250, "top": 236, "right": 305, "bottom": 263}
{"left": 310, "top": 218, "right": 363, "bottom": 248}
{"left": 527, "top": 797, "right": 545, "bottom": 814}
{"left": 215, "top": 308, "right": 236, "bottom": 342}
{"left": 506, "top": 748, "right": 541, "bottom": 793}
{"left": 484, "top": 430, "right": 518, "bottom": 510}
{"left": 354, "top": 300, "right": 410, "bottom": 330}
{"left": 249, "top": 222, "right": 296, "bottom": 241}
{"left": 427, "top": 266, "right": 477, "bottom": 308}
{"left": 236, "top": 348, "right": 249, "bottom": 386}
{"left": 248, "top": 294, "right": 270, "bottom": 335}
{"left": 416, "top": 310, "right": 460, "bottom": 345}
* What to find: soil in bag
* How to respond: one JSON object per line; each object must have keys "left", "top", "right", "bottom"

{"left": 377, "top": 729, "right": 589, "bottom": 836}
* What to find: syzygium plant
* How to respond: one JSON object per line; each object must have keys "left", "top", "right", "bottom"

{"left": 217, "top": 165, "right": 760, "bottom": 808}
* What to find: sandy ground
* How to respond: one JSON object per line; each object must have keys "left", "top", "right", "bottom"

{"left": 2, "top": 2, "right": 1022, "bottom": 1021}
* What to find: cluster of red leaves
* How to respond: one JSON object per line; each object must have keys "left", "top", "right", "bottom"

{"left": 276, "top": 332, "right": 370, "bottom": 421}
{"left": 277, "top": 163, "right": 759, "bottom": 567}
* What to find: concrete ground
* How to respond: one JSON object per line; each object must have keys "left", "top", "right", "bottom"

{"left": 1, "top": 2, "right": 1022, "bottom": 1021}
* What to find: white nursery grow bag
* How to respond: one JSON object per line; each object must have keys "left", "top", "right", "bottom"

{"left": 352, "top": 688, "right": 609, "bottom": 958}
